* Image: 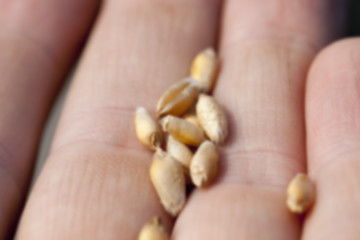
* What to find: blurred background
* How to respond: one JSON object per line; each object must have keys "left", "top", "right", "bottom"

{"left": 348, "top": 0, "right": 360, "bottom": 36}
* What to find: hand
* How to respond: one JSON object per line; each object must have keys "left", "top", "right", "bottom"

{"left": 0, "top": 0, "right": 357, "bottom": 239}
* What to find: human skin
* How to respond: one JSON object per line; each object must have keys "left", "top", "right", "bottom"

{"left": 0, "top": 0, "right": 359, "bottom": 239}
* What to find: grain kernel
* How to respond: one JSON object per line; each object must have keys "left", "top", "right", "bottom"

{"left": 157, "top": 78, "right": 189, "bottom": 113}
{"left": 182, "top": 112, "right": 202, "bottom": 130}
{"left": 287, "top": 173, "right": 314, "bottom": 214}
{"left": 134, "top": 107, "right": 163, "bottom": 150}
{"left": 190, "top": 140, "right": 219, "bottom": 187}
{"left": 196, "top": 94, "right": 228, "bottom": 144}
{"left": 150, "top": 149, "right": 186, "bottom": 216}
{"left": 156, "top": 78, "right": 199, "bottom": 118}
{"left": 161, "top": 115, "right": 206, "bottom": 147}
{"left": 190, "top": 47, "right": 218, "bottom": 93}
{"left": 138, "top": 217, "right": 169, "bottom": 240}
{"left": 166, "top": 135, "right": 193, "bottom": 175}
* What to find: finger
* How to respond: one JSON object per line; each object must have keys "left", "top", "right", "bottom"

{"left": 303, "top": 38, "right": 360, "bottom": 239}
{"left": 0, "top": 0, "right": 99, "bottom": 238}
{"left": 16, "top": 1, "right": 221, "bottom": 239}
{"left": 173, "top": 0, "right": 346, "bottom": 239}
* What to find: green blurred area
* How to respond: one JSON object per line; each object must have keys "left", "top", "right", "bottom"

{"left": 348, "top": 0, "right": 360, "bottom": 35}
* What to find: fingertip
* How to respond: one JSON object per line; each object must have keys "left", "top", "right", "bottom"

{"left": 304, "top": 37, "right": 360, "bottom": 239}
{"left": 306, "top": 37, "right": 360, "bottom": 171}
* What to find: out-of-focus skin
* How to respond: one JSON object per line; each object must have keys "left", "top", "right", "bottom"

{"left": 0, "top": 0, "right": 100, "bottom": 238}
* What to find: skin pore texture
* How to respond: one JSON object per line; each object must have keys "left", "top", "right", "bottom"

{"left": 1, "top": 0, "right": 360, "bottom": 239}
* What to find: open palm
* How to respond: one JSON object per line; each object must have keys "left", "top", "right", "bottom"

{"left": 1, "top": 0, "right": 359, "bottom": 239}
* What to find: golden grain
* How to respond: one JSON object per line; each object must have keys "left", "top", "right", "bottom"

{"left": 156, "top": 78, "right": 199, "bottom": 118}
{"left": 196, "top": 94, "right": 228, "bottom": 144}
{"left": 161, "top": 115, "right": 206, "bottom": 147}
{"left": 138, "top": 217, "right": 169, "bottom": 240}
{"left": 166, "top": 135, "right": 193, "bottom": 176}
{"left": 134, "top": 107, "right": 163, "bottom": 150}
{"left": 182, "top": 112, "right": 202, "bottom": 130}
{"left": 150, "top": 149, "right": 186, "bottom": 216}
{"left": 190, "top": 141, "right": 219, "bottom": 187}
{"left": 287, "top": 173, "right": 314, "bottom": 214}
{"left": 190, "top": 47, "right": 218, "bottom": 93}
